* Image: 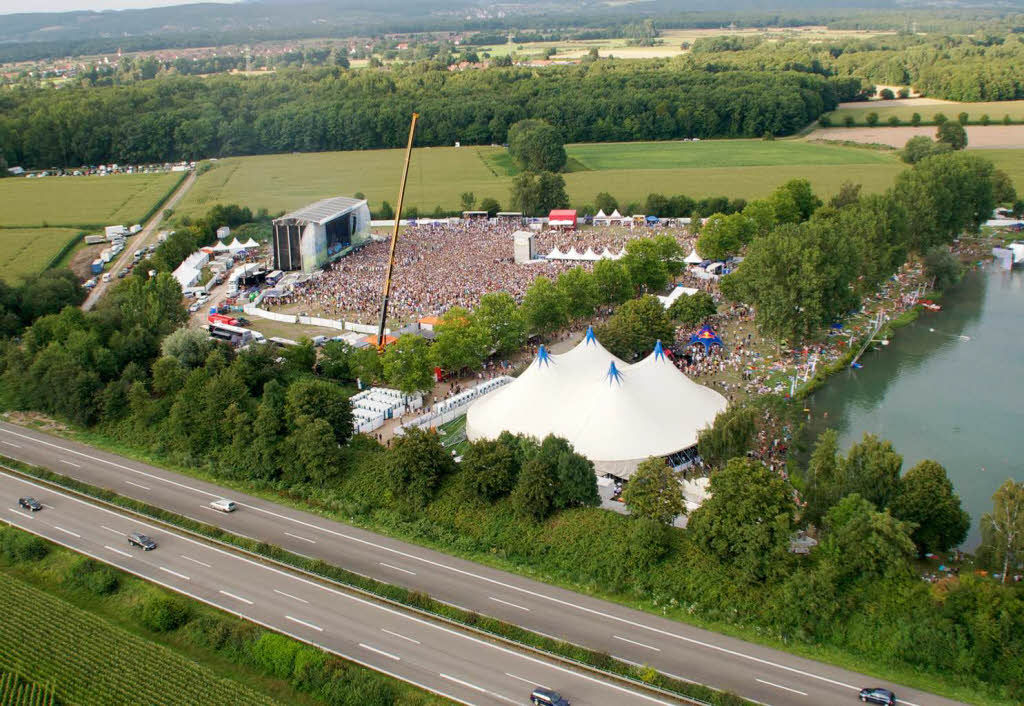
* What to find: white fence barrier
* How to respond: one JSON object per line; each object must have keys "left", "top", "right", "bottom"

{"left": 396, "top": 376, "right": 513, "bottom": 435}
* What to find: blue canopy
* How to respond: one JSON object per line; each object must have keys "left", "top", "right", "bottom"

{"left": 689, "top": 326, "right": 723, "bottom": 350}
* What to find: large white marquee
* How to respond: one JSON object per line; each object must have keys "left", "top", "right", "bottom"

{"left": 465, "top": 329, "right": 728, "bottom": 477}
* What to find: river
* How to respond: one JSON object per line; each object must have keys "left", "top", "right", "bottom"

{"left": 804, "top": 265, "right": 1024, "bottom": 548}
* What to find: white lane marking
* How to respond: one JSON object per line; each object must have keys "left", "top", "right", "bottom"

{"left": 101, "top": 525, "right": 124, "bottom": 536}
{"left": 613, "top": 635, "right": 661, "bottom": 652}
{"left": 181, "top": 555, "right": 212, "bottom": 568}
{"left": 0, "top": 509, "right": 478, "bottom": 706}
{"left": 505, "top": 672, "right": 549, "bottom": 689}
{"left": 379, "top": 562, "right": 416, "bottom": 576}
{"left": 8, "top": 508, "right": 33, "bottom": 519}
{"left": 159, "top": 566, "right": 190, "bottom": 581}
{"left": 756, "top": 678, "right": 808, "bottom": 696}
{"left": 284, "top": 531, "right": 316, "bottom": 544}
{"left": 104, "top": 545, "right": 132, "bottom": 558}
{"left": 59, "top": 459, "right": 80, "bottom": 467}
{"left": 125, "top": 480, "right": 150, "bottom": 490}
{"left": 489, "top": 596, "right": 530, "bottom": 612}
{"left": 2, "top": 441, "right": 21, "bottom": 448}
{"left": 359, "top": 643, "right": 401, "bottom": 661}
{"left": 53, "top": 526, "right": 80, "bottom": 538}
{"left": 439, "top": 674, "right": 487, "bottom": 693}
{"left": 439, "top": 674, "right": 517, "bottom": 705}
{"left": 285, "top": 615, "right": 323, "bottom": 632}
{"left": 274, "top": 589, "right": 309, "bottom": 604}
{"left": 219, "top": 590, "right": 253, "bottom": 605}
{"left": 0, "top": 468, "right": 678, "bottom": 706}
{"left": 381, "top": 628, "right": 420, "bottom": 645}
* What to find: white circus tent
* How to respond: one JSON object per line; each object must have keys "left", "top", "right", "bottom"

{"left": 466, "top": 328, "right": 727, "bottom": 477}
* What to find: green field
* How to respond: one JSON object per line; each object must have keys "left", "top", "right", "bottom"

{"left": 177, "top": 140, "right": 908, "bottom": 217}
{"left": 0, "top": 571, "right": 280, "bottom": 706}
{"left": 567, "top": 139, "right": 895, "bottom": 169}
{"left": 0, "top": 228, "right": 82, "bottom": 282}
{"left": 0, "top": 172, "right": 181, "bottom": 228}
{"left": 826, "top": 100, "right": 1024, "bottom": 124}
{"left": 0, "top": 669, "right": 56, "bottom": 706}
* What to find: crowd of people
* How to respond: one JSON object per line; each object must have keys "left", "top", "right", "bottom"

{"left": 265, "top": 220, "right": 692, "bottom": 324}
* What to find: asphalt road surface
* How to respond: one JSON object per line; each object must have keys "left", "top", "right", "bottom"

{"left": 82, "top": 170, "right": 197, "bottom": 311}
{"left": 0, "top": 469, "right": 676, "bottom": 706}
{"left": 0, "top": 422, "right": 967, "bottom": 706}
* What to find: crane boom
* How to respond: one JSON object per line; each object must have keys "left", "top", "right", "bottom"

{"left": 377, "top": 113, "right": 419, "bottom": 350}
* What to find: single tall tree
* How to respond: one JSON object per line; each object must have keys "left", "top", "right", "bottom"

{"left": 623, "top": 458, "right": 686, "bottom": 524}
{"left": 890, "top": 459, "right": 970, "bottom": 556}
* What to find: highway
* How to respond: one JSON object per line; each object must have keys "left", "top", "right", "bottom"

{"left": 0, "top": 421, "right": 966, "bottom": 706}
{"left": 0, "top": 468, "right": 675, "bottom": 706}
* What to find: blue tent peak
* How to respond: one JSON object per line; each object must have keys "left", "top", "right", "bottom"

{"left": 584, "top": 326, "right": 597, "bottom": 344}
{"left": 653, "top": 340, "right": 665, "bottom": 361}
{"left": 537, "top": 344, "right": 552, "bottom": 367}
{"left": 606, "top": 360, "right": 623, "bottom": 386}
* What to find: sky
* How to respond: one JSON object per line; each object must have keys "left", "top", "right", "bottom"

{"left": 0, "top": 0, "right": 233, "bottom": 13}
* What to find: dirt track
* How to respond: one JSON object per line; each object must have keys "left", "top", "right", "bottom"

{"left": 807, "top": 125, "right": 1024, "bottom": 149}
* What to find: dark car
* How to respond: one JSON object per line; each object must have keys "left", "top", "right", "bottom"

{"left": 530, "top": 687, "right": 570, "bottom": 706}
{"left": 859, "top": 687, "right": 896, "bottom": 705}
{"left": 18, "top": 497, "right": 42, "bottom": 512}
{"left": 128, "top": 532, "right": 157, "bottom": 551}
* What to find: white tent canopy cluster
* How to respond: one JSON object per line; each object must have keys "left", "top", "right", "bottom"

{"left": 212, "top": 238, "right": 259, "bottom": 253}
{"left": 466, "top": 328, "right": 728, "bottom": 477}
{"left": 545, "top": 246, "right": 624, "bottom": 261}
{"left": 593, "top": 209, "right": 629, "bottom": 227}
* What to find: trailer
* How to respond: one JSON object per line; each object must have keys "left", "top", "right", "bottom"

{"left": 84, "top": 235, "right": 106, "bottom": 245}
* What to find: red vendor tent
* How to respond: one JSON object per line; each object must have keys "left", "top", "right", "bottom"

{"left": 548, "top": 209, "right": 577, "bottom": 230}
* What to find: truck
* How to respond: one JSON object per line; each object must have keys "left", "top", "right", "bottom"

{"left": 100, "top": 249, "right": 113, "bottom": 263}
{"left": 84, "top": 234, "right": 106, "bottom": 245}
{"left": 208, "top": 322, "right": 253, "bottom": 347}
{"left": 129, "top": 224, "right": 142, "bottom": 235}
{"left": 91, "top": 259, "right": 104, "bottom": 274}
{"left": 105, "top": 225, "right": 127, "bottom": 239}
{"left": 208, "top": 313, "right": 239, "bottom": 327}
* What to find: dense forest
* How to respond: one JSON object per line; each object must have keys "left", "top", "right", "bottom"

{"left": 684, "top": 32, "right": 1024, "bottom": 101}
{"left": 0, "top": 63, "right": 853, "bottom": 168}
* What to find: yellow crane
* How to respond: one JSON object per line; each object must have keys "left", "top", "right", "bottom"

{"left": 376, "top": 112, "right": 419, "bottom": 351}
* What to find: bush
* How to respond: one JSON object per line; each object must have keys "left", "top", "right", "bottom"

{"left": 64, "top": 557, "right": 120, "bottom": 595}
{"left": 0, "top": 528, "right": 50, "bottom": 561}
{"left": 865, "top": 112, "right": 879, "bottom": 126}
{"left": 252, "top": 632, "right": 301, "bottom": 680}
{"left": 140, "top": 595, "right": 191, "bottom": 632}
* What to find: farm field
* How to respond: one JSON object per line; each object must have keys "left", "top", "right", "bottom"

{"left": 0, "top": 172, "right": 181, "bottom": 228}
{"left": 807, "top": 125, "right": 1024, "bottom": 149}
{"left": 177, "top": 140, "right": 907, "bottom": 217}
{"left": 825, "top": 100, "right": 1024, "bottom": 125}
{"left": 178, "top": 146, "right": 508, "bottom": 219}
{"left": 0, "top": 571, "right": 281, "bottom": 706}
{"left": 0, "top": 669, "right": 56, "bottom": 706}
{"left": 475, "top": 26, "right": 892, "bottom": 60}
{"left": 0, "top": 228, "right": 82, "bottom": 282}
{"left": 568, "top": 139, "right": 895, "bottom": 170}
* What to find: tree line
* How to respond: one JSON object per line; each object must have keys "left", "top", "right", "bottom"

{"left": 682, "top": 31, "right": 1024, "bottom": 102}
{"left": 0, "top": 62, "right": 844, "bottom": 168}
{"left": 714, "top": 151, "right": 1014, "bottom": 342}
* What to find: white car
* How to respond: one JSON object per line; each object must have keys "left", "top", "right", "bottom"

{"left": 209, "top": 499, "right": 237, "bottom": 513}
{"left": 188, "top": 302, "right": 200, "bottom": 313}
{"left": 101, "top": 273, "right": 112, "bottom": 283}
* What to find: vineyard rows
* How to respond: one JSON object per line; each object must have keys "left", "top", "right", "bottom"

{"left": 0, "top": 572, "right": 281, "bottom": 706}
{"left": 0, "top": 669, "right": 56, "bottom": 706}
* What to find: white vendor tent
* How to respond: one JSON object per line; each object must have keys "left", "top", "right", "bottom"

{"left": 243, "top": 238, "right": 259, "bottom": 248}
{"left": 684, "top": 249, "right": 703, "bottom": 265}
{"left": 227, "top": 238, "right": 245, "bottom": 251}
{"left": 657, "top": 285, "right": 699, "bottom": 309}
{"left": 466, "top": 328, "right": 727, "bottom": 477}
